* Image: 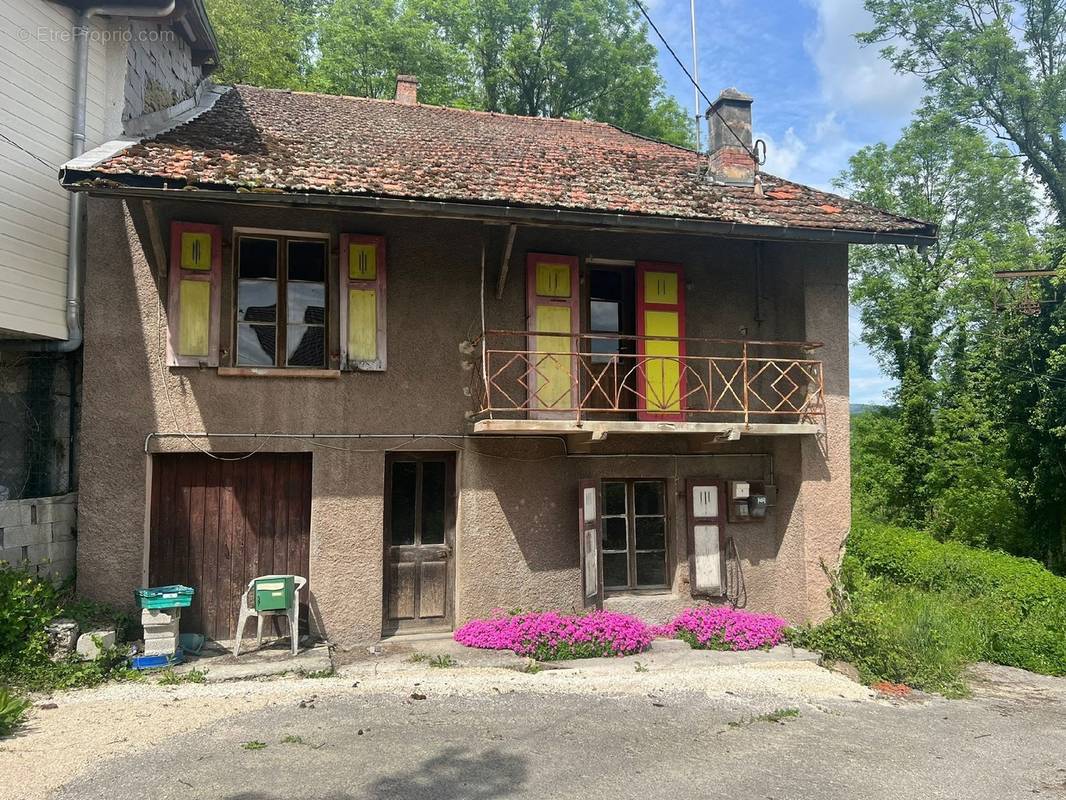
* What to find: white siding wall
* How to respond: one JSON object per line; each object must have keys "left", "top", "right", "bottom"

{"left": 0, "top": 1, "right": 124, "bottom": 339}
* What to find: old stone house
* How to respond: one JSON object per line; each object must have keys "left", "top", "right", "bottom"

{"left": 59, "top": 77, "right": 935, "bottom": 648}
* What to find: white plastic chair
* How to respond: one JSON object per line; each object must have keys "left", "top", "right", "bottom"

{"left": 233, "top": 574, "right": 307, "bottom": 657}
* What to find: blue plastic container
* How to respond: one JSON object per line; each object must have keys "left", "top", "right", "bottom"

{"left": 132, "top": 649, "right": 185, "bottom": 670}
{"left": 134, "top": 585, "right": 194, "bottom": 609}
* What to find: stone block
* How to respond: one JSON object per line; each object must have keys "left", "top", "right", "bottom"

{"left": 37, "top": 498, "right": 76, "bottom": 524}
{"left": 141, "top": 608, "right": 180, "bottom": 625}
{"left": 24, "top": 542, "right": 50, "bottom": 564}
{"left": 46, "top": 618, "right": 79, "bottom": 661}
{"left": 48, "top": 540, "right": 76, "bottom": 563}
{"left": 4, "top": 524, "right": 49, "bottom": 549}
{"left": 143, "top": 620, "right": 180, "bottom": 639}
{"left": 0, "top": 546, "right": 25, "bottom": 564}
{"left": 143, "top": 638, "right": 178, "bottom": 657}
{"left": 45, "top": 559, "right": 75, "bottom": 582}
{"left": 52, "top": 519, "right": 75, "bottom": 542}
{"left": 76, "top": 629, "right": 117, "bottom": 660}
{"left": 0, "top": 502, "right": 22, "bottom": 527}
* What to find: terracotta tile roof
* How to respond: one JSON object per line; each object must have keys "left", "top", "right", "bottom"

{"left": 75, "top": 85, "right": 935, "bottom": 240}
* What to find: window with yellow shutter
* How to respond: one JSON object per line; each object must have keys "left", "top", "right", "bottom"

{"left": 167, "top": 222, "right": 222, "bottom": 367}
{"left": 340, "top": 234, "right": 387, "bottom": 370}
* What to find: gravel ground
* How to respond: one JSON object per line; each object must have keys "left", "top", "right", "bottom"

{"left": 3, "top": 655, "right": 1063, "bottom": 800}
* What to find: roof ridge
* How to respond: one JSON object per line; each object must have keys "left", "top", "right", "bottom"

{"left": 233, "top": 83, "right": 628, "bottom": 131}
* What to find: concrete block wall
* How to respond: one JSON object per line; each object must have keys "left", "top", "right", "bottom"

{"left": 0, "top": 493, "right": 77, "bottom": 582}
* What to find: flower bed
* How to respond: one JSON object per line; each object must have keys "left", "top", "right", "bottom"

{"left": 454, "top": 610, "right": 653, "bottom": 661}
{"left": 653, "top": 607, "right": 789, "bottom": 651}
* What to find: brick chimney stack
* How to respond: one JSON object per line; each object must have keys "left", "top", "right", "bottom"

{"left": 395, "top": 75, "right": 419, "bottom": 105}
{"left": 707, "top": 88, "right": 755, "bottom": 185}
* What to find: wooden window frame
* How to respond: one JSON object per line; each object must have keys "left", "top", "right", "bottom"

{"left": 600, "top": 477, "right": 670, "bottom": 592}
{"left": 232, "top": 229, "right": 330, "bottom": 370}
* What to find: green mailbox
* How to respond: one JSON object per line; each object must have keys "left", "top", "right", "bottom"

{"left": 255, "top": 576, "right": 295, "bottom": 613}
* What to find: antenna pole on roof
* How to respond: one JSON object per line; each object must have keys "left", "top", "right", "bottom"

{"left": 690, "top": 0, "right": 701, "bottom": 152}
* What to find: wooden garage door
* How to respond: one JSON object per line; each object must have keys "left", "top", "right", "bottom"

{"left": 148, "top": 453, "right": 312, "bottom": 641}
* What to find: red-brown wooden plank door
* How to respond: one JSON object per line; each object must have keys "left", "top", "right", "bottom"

{"left": 149, "top": 453, "right": 312, "bottom": 641}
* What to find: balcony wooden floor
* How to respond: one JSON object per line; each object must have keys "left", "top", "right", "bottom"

{"left": 469, "top": 418, "right": 821, "bottom": 437}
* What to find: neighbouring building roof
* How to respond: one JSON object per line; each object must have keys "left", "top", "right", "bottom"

{"left": 62, "top": 85, "right": 936, "bottom": 243}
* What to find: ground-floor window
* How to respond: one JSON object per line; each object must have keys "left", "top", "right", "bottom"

{"left": 600, "top": 479, "right": 668, "bottom": 590}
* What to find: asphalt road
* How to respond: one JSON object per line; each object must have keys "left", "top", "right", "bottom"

{"left": 53, "top": 666, "right": 1066, "bottom": 800}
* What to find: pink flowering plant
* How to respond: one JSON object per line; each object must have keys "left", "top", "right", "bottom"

{"left": 454, "top": 610, "right": 653, "bottom": 660}
{"left": 653, "top": 607, "right": 789, "bottom": 651}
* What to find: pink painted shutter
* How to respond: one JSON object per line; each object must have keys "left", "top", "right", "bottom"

{"left": 526, "top": 253, "right": 580, "bottom": 418}
{"left": 167, "top": 222, "right": 222, "bottom": 367}
{"left": 340, "top": 234, "right": 387, "bottom": 371}
{"left": 578, "top": 478, "right": 603, "bottom": 609}
{"left": 636, "top": 261, "right": 686, "bottom": 421}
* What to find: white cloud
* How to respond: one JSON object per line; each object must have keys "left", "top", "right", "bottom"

{"left": 803, "top": 0, "right": 921, "bottom": 120}
{"left": 760, "top": 126, "right": 806, "bottom": 177}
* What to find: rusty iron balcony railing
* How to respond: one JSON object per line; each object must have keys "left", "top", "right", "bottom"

{"left": 469, "top": 330, "right": 826, "bottom": 430}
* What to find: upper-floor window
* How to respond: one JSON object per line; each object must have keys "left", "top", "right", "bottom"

{"left": 235, "top": 234, "right": 328, "bottom": 368}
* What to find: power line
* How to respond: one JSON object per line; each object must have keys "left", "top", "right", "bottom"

{"left": 632, "top": 0, "right": 758, "bottom": 162}
{"left": 0, "top": 129, "right": 57, "bottom": 172}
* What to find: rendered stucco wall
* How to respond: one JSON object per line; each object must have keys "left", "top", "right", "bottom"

{"left": 77, "top": 197, "right": 849, "bottom": 648}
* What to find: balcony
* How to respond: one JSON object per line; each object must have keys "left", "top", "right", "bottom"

{"left": 469, "top": 330, "right": 826, "bottom": 437}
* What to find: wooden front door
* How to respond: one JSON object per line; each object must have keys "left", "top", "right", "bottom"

{"left": 148, "top": 452, "right": 312, "bottom": 641}
{"left": 383, "top": 453, "right": 456, "bottom": 633}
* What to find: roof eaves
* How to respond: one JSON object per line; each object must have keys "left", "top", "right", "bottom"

{"left": 60, "top": 179, "right": 939, "bottom": 246}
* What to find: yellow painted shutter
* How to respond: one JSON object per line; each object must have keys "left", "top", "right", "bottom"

{"left": 526, "top": 253, "right": 578, "bottom": 415}
{"left": 637, "top": 262, "right": 685, "bottom": 419}
{"left": 340, "top": 234, "right": 387, "bottom": 370}
{"left": 167, "top": 222, "right": 221, "bottom": 367}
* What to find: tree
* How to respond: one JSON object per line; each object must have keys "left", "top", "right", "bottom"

{"left": 862, "top": 0, "right": 1066, "bottom": 223}
{"left": 205, "top": 0, "right": 313, "bottom": 89}
{"left": 839, "top": 115, "right": 1036, "bottom": 524}
{"left": 207, "top": 0, "right": 693, "bottom": 147}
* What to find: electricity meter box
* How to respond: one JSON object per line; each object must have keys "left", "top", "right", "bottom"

{"left": 727, "top": 481, "right": 773, "bottom": 522}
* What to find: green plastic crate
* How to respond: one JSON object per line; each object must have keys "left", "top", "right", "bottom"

{"left": 255, "top": 576, "right": 294, "bottom": 612}
{"left": 135, "top": 584, "right": 194, "bottom": 609}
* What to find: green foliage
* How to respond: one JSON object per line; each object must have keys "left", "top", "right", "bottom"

{"left": 428, "top": 654, "right": 456, "bottom": 668}
{"left": 795, "top": 520, "right": 1066, "bottom": 695}
{"left": 862, "top": 0, "right": 1066, "bottom": 222}
{"left": 207, "top": 0, "right": 693, "bottom": 146}
{"left": 0, "top": 687, "right": 31, "bottom": 737}
{"left": 242, "top": 740, "right": 267, "bottom": 751}
{"left": 205, "top": 0, "right": 313, "bottom": 88}
{"left": 157, "top": 668, "right": 207, "bottom": 685}
{"left": 0, "top": 565, "right": 139, "bottom": 692}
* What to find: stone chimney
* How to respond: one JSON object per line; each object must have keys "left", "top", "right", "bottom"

{"left": 707, "top": 88, "right": 755, "bottom": 185}
{"left": 395, "top": 75, "right": 419, "bottom": 105}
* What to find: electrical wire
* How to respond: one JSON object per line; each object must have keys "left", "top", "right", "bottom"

{"left": 632, "top": 0, "right": 759, "bottom": 163}
{"left": 0, "top": 129, "right": 57, "bottom": 171}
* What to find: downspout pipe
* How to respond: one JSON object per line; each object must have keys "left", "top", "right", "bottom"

{"left": 7, "top": 2, "right": 176, "bottom": 353}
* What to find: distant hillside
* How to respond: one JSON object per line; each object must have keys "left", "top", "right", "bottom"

{"left": 851, "top": 403, "right": 890, "bottom": 415}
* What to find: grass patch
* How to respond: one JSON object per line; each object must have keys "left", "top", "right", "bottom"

{"left": 0, "top": 687, "right": 31, "bottom": 737}
{"left": 242, "top": 740, "right": 267, "bottom": 751}
{"left": 793, "top": 518, "right": 1066, "bottom": 697}
{"left": 634, "top": 661, "right": 649, "bottom": 673}
{"left": 157, "top": 668, "right": 207, "bottom": 685}
{"left": 280, "top": 734, "right": 305, "bottom": 744}
{"left": 407, "top": 652, "right": 429, "bottom": 664}
{"left": 302, "top": 668, "right": 335, "bottom": 679}
{"left": 428, "top": 654, "right": 456, "bottom": 669}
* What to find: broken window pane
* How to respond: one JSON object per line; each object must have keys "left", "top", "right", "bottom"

{"left": 286, "top": 325, "right": 324, "bottom": 367}
{"left": 237, "top": 324, "right": 275, "bottom": 366}
{"left": 239, "top": 238, "right": 278, "bottom": 279}
{"left": 288, "top": 240, "right": 326, "bottom": 282}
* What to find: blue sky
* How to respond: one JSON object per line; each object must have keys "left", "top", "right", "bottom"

{"left": 645, "top": 0, "right": 922, "bottom": 404}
